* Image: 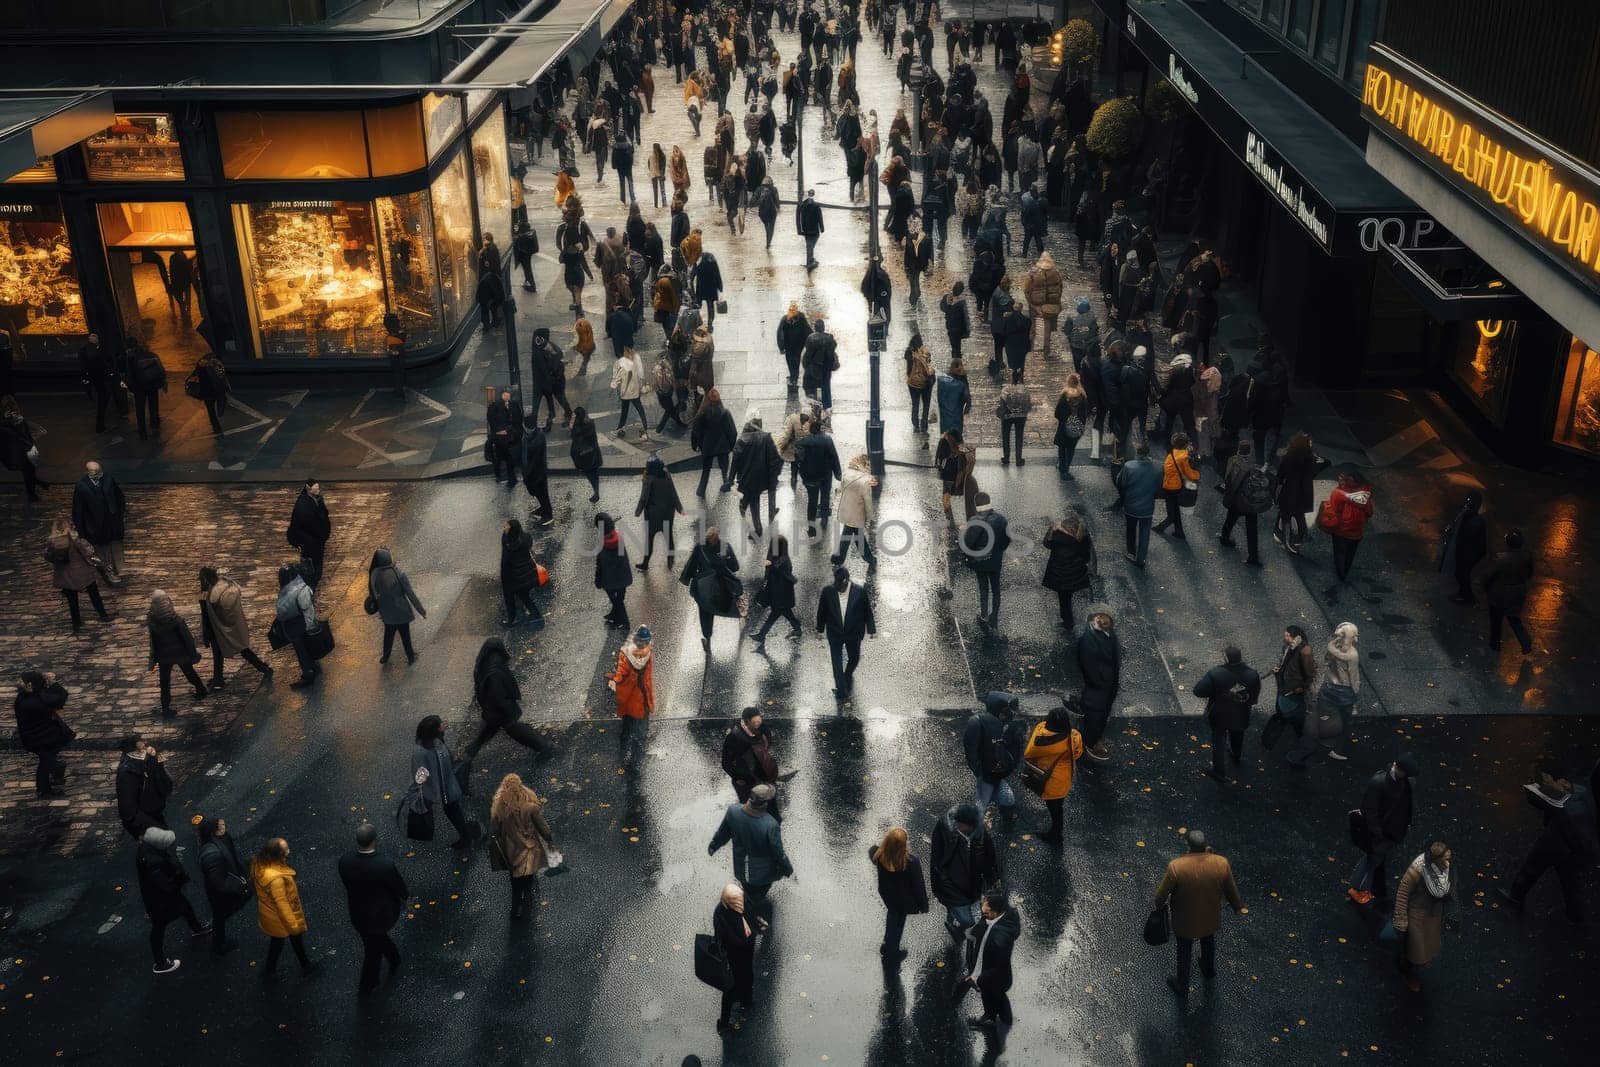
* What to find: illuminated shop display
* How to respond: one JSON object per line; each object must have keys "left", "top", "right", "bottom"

{"left": 83, "top": 113, "right": 185, "bottom": 181}
{"left": 422, "top": 93, "right": 462, "bottom": 159}
{"left": 376, "top": 191, "right": 444, "bottom": 349}
{"left": 0, "top": 200, "right": 87, "bottom": 360}
{"left": 233, "top": 199, "right": 389, "bottom": 358}
{"left": 430, "top": 150, "right": 476, "bottom": 333}
{"left": 5, "top": 156, "right": 57, "bottom": 183}
{"left": 1553, "top": 337, "right": 1600, "bottom": 456}
{"left": 1448, "top": 317, "right": 1517, "bottom": 426}
{"left": 471, "top": 107, "right": 512, "bottom": 247}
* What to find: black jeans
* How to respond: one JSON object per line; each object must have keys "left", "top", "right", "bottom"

{"left": 827, "top": 637, "right": 861, "bottom": 692}
{"left": 1175, "top": 934, "right": 1215, "bottom": 986}
{"left": 641, "top": 519, "right": 675, "bottom": 564}
{"left": 804, "top": 481, "right": 832, "bottom": 527}
{"left": 697, "top": 452, "right": 730, "bottom": 494}
{"left": 149, "top": 901, "right": 203, "bottom": 964}
{"left": 1157, "top": 495, "right": 1185, "bottom": 536}
{"left": 1220, "top": 510, "right": 1259, "bottom": 561}
{"left": 1276, "top": 508, "right": 1307, "bottom": 547}
{"left": 62, "top": 585, "right": 108, "bottom": 626}
{"left": 207, "top": 893, "right": 247, "bottom": 953}
{"left": 158, "top": 661, "right": 207, "bottom": 709}
{"left": 441, "top": 799, "right": 472, "bottom": 842}
{"left": 1044, "top": 798, "right": 1065, "bottom": 838}
{"left": 463, "top": 718, "right": 546, "bottom": 766}
{"left": 605, "top": 587, "right": 630, "bottom": 627}
{"left": 1330, "top": 535, "right": 1360, "bottom": 581}
{"left": 133, "top": 388, "right": 161, "bottom": 436}
{"left": 1055, "top": 587, "right": 1079, "bottom": 629}
{"left": 263, "top": 933, "right": 311, "bottom": 974}
{"left": 833, "top": 526, "right": 876, "bottom": 565}
{"left": 976, "top": 571, "right": 1000, "bottom": 622}
{"left": 502, "top": 584, "right": 543, "bottom": 623}
{"left": 617, "top": 397, "right": 649, "bottom": 431}
{"left": 204, "top": 398, "right": 224, "bottom": 433}
{"left": 1000, "top": 418, "right": 1024, "bottom": 461}
{"left": 1058, "top": 438, "right": 1080, "bottom": 471}
{"left": 33, "top": 748, "right": 66, "bottom": 793}
{"left": 510, "top": 873, "right": 537, "bottom": 915}
{"left": 382, "top": 623, "right": 415, "bottom": 660}
{"left": 1210, "top": 726, "right": 1243, "bottom": 777}
{"left": 211, "top": 643, "right": 270, "bottom": 681}
{"left": 909, "top": 386, "right": 932, "bottom": 429}
{"left": 358, "top": 931, "right": 401, "bottom": 994}
{"left": 756, "top": 607, "right": 801, "bottom": 640}
{"left": 1490, "top": 608, "right": 1533, "bottom": 653}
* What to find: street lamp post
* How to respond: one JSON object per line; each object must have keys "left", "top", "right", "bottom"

{"left": 866, "top": 143, "right": 886, "bottom": 476}
{"left": 794, "top": 95, "right": 805, "bottom": 204}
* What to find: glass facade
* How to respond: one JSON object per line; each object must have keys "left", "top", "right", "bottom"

{"left": 1447, "top": 319, "right": 1517, "bottom": 427}
{"left": 1553, "top": 336, "right": 1600, "bottom": 456}
{"left": 1313, "top": 0, "right": 1350, "bottom": 68}
{"left": 0, "top": 200, "right": 86, "bottom": 360}
{"left": 232, "top": 199, "right": 388, "bottom": 357}
{"left": 364, "top": 103, "right": 428, "bottom": 177}
{"left": 83, "top": 113, "right": 185, "bottom": 181}
{"left": 422, "top": 93, "right": 462, "bottom": 159}
{"left": 376, "top": 191, "right": 444, "bottom": 350}
{"left": 1229, "top": 0, "right": 1382, "bottom": 83}
{"left": 429, "top": 149, "right": 475, "bottom": 333}
{"left": 6, "top": 156, "right": 58, "bottom": 183}
{"left": 471, "top": 108, "right": 512, "bottom": 248}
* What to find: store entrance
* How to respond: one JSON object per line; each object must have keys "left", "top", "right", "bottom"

{"left": 96, "top": 201, "right": 209, "bottom": 371}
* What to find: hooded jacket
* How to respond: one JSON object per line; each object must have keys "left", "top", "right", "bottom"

{"left": 252, "top": 856, "right": 308, "bottom": 938}
{"left": 930, "top": 804, "right": 1000, "bottom": 904}
{"left": 732, "top": 413, "right": 782, "bottom": 493}
{"left": 962, "top": 692, "right": 1025, "bottom": 781}
{"left": 367, "top": 549, "right": 424, "bottom": 625}
{"left": 610, "top": 638, "right": 654, "bottom": 718}
{"left": 1021, "top": 252, "right": 1063, "bottom": 316}
{"left": 136, "top": 827, "right": 193, "bottom": 923}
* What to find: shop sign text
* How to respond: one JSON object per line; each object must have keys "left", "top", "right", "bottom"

{"left": 1245, "top": 131, "right": 1331, "bottom": 249}
{"left": 1167, "top": 56, "right": 1200, "bottom": 105}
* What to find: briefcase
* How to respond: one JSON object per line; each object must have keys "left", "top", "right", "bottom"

{"left": 693, "top": 933, "right": 733, "bottom": 991}
{"left": 1143, "top": 906, "right": 1171, "bottom": 946}
{"left": 307, "top": 623, "right": 336, "bottom": 660}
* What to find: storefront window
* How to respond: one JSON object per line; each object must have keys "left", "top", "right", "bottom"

{"left": 1553, "top": 336, "right": 1600, "bottom": 456}
{"left": 1313, "top": 0, "right": 1350, "bottom": 69}
{"left": 430, "top": 150, "right": 476, "bottom": 333}
{"left": 1346, "top": 0, "right": 1382, "bottom": 86}
{"left": 0, "top": 200, "right": 85, "bottom": 360}
{"left": 233, "top": 200, "right": 387, "bottom": 358}
{"left": 1448, "top": 319, "right": 1517, "bottom": 427}
{"left": 1262, "top": 0, "right": 1287, "bottom": 29}
{"left": 1286, "top": 0, "right": 1314, "bottom": 48}
{"left": 422, "top": 93, "right": 462, "bottom": 159}
{"left": 5, "top": 156, "right": 57, "bottom": 183}
{"left": 95, "top": 201, "right": 194, "bottom": 247}
{"left": 365, "top": 103, "right": 428, "bottom": 177}
{"left": 471, "top": 108, "right": 512, "bottom": 249}
{"left": 84, "top": 114, "right": 184, "bottom": 181}
{"left": 217, "top": 110, "right": 370, "bottom": 180}
{"left": 376, "top": 192, "right": 444, "bottom": 350}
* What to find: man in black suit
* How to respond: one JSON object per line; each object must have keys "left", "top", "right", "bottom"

{"left": 815, "top": 565, "right": 875, "bottom": 698}
{"left": 286, "top": 479, "right": 331, "bottom": 589}
{"left": 962, "top": 889, "right": 1021, "bottom": 1031}
{"left": 337, "top": 822, "right": 409, "bottom": 996}
{"left": 796, "top": 189, "right": 824, "bottom": 271}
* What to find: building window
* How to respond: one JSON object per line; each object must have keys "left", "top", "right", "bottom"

{"left": 471, "top": 108, "right": 512, "bottom": 249}
{"left": 95, "top": 201, "right": 194, "bottom": 247}
{"left": 232, "top": 200, "right": 388, "bottom": 358}
{"left": 466, "top": 90, "right": 496, "bottom": 121}
{"left": 217, "top": 110, "right": 370, "bottom": 180}
{"left": 364, "top": 103, "right": 428, "bottom": 177}
{"left": 1313, "top": 0, "right": 1350, "bottom": 70}
{"left": 430, "top": 150, "right": 476, "bottom": 334}
{"left": 1553, "top": 336, "right": 1600, "bottom": 456}
{"left": 376, "top": 192, "right": 444, "bottom": 351}
{"left": 1448, "top": 319, "right": 1517, "bottom": 428}
{"left": 1346, "top": 0, "right": 1382, "bottom": 87}
{"left": 5, "top": 156, "right": 57, "bottom": 183}
{"left": 84, "top": 114, "right": 185, "bottom": 181}
{"left": 1286, "top": 0, "right": 1314, "bottom": 48}
{"left": 0, "top": 200, "right": 85, "bottom": 361}
{"left": 422, "top": 93, "right": 463, "bottom": 160}
{"left": 1262, "top": 0, "right": 1287, "bottom": 30}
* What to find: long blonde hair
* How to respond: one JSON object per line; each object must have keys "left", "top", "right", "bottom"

{"left": 874, "top": 827, "right": 909, "bottom": 872}
{"left": 490, "top": 773, "right": 540, "bottom": 824}
{"left": 1061, "top": 372, "right": 1085, "bottom": 401}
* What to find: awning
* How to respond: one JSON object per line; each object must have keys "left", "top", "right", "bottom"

{"left": 0, "top": 90, "right": 113, "bottom": 181}
{"left": 598, "top": 0, "right": 636, "bottom": 38}
{"left": 469, "top": 0, "right": 610, "bottom": 89}
{"left": 1123, "top": 0, "right": 1420, "bottom": 255}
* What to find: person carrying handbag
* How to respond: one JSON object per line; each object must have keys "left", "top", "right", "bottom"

{"left": 1021, "top": 699, "right": 1085, "bottom": 844}
{"left": 1153, "top": 432, "right": 1201, "bottom": 539}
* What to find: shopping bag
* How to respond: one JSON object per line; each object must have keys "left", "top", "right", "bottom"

{"left": 1143, "top": 906, "right": 1171, "bottom": 946}
{"left": 694, "top": 933, "right": 734, "bottom": 991}
{"left": 307, "top": 623, "right": 336, "bottom": 660}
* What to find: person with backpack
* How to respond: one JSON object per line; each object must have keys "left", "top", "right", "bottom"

{"left": 1022, "top": 699, "right": 1085, "bottom": 845}
{"left": 1193, "top": 645, "right": 1262, "bottom": 783}
{"left": 930, "top": 802, "right": 1001, "bottom": 937}
{"left": 191, "top": 352, "right": 231, "bottom": 433}
{"left": 964, "top": 691, "right": 1027, "bottom": 814}
{"left": 1219, "top": 438, "right": 1272, "bottom": 565}
{"left": 904, "top": 334, "right": 935, "bottom": 434}
{"left": 1319, "top": 470, "right": 1376, "bottom": 582}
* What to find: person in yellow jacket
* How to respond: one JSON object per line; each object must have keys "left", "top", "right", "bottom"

{"left": 554, "top": 170, "right": 575, "bottom": 207}
{"left": 251, "top": 837, "right": 317, "bottom": 978}
{"left": 1155, "top": 432, "right": 1202, "bottom": 540}
{"left": 1022, "top": 701, "right": 1084, "bottom": 845}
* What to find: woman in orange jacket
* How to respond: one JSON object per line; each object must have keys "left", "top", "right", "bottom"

{"left": 250, "top": 837, "right": 317, "bottom": 978}
{"left": 609, "top": 625, "right": 655, "bottom": 768}
{"left": 1022, "top": 702, "right": 1084, "bottom": 845}
{"left": 1155, "top": 432, "right": 1202, "bottom": 539}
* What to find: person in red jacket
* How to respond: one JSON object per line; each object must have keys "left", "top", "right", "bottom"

{"left": 1323, "top": 472, "right": 1375, "bottom": 583}
{"left": 609, "top": 625, "right": 655, "bottom": 768}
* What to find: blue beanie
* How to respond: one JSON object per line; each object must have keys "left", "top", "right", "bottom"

{"left": 1076, "top": 298, "right": 1091, "bottom": 314}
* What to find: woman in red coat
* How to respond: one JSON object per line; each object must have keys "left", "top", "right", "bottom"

{"left": 1322, "top": 471, "right": 1375, "bottom": 583}
{"left": 609, "top": 625, "right": 655, "bottom": 768}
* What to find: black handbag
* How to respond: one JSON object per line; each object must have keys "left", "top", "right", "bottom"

{"left": 266, "top": 619, "right": 289, "bottom": 651}
{"left": 397, "top": 788, "right": 436, "bottom": 841}
{"left": 487, "top": 832, "right": 511, "bottom": 872}
{"left": 307, "top": 623, "right": 336, "bottom": 660}
{"left": 1143, "top": 905, "right": 1171, "bottom": 946}
{"left": 1261, "top": 711, "right": 1288, "bottom": 751}
{"left": 693, "top": 933, "right": 734, "bottom": 991}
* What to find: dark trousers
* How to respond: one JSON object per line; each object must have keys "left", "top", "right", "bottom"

{"left": 978, "top": 985, "right": 1013, "bottom": 1025}
{"left": 697, "top": 607, "right": 715, "bottom": 640}
{"left": 1276, "top": 508, "right": 1307, "bottom": 547}
{"left": 288, "top": 634, "right": 318, "bottom": 679}
{"left": 207, "top": 894, "right": 246, "bottom": 953}
{"left": 741, "top": 486, "right": 777, "bottom": 534}
{"left": 204, "top": 398, "right": 224, "bottom": 433}
{"left": 62, "top": 585, "right": 108, "bottom": 626}
{"left": 1080, "top": 706, "right": 1110, "bottom": 749}
{"left": 883, "top": 907, "right": 907, "bottom": 953}
{"left": 158, "top": 661, "right": 207, "bottom": 710}
{"left": 827, "top": 636, "right": 862, "bottom": 692}
{"left": 654, "top": 393, "right": 685, "bottom": 431}
{"left": 581, "top": 469, "right": 600, "bottom": 498}
{"left": 976, "top": 571, "right": 1000, "bottom": 622}
{"left": 133, "top": 388, "right": 160, "bottom": 435}
{"left": 300, "top": 549, "right": 325, "bottom": 589}
{"left": 92, "top": 383, "right": 113, "bottom": 432}
{"left": 1175, "top": 934, "right": 1216, "bottom": 986}
{"left": 697, "top": 452, "right": 730, "bottom": 494}
{"left": 605, "top": 588, "right": 629, "bottom": 627}
{"left": 1157, "top": 495, "right": 1185, "bottom": 536}
{"left": 1058, "top": 438, "right": 1080, "bottom": 471}
{"left": 1210, "top": 726, "right": 1243, "bottom": 777}
{"left": 804, "top": 481, "right": 832, "bottom": 528}
{"left": 1490, "top": 608, "right": 1533, "bottom": 653}
{"left": 540, "top": 387, "right": 573, "bottom": 425}
{"left": 1000, "top": 417, "right": 1024, "bottom": 461}
{"left": 1045, "top": 797, "right": 1065, "bottom": 838}
{"left": 358, "top": 931, "right": 401, "bottom": 994}
{"left": 382, "top": 623, "right": 415, "bottom": 660}
{"left": 1220, "top": 509, "right": 1260, "bottom": 561}
{"left": 503, "top": 584, "right": 543, "bottom": 622}
{"left": 909, "top": 386, "right": 932, "bottom": 429}
{"left": 523, "top": 475, "right": 553, "bottom": 520}
{"left": 719, "top": 953, "right": 755, "bottom": 1022}
{"left": 617, "top": 397, "right": 648, "bottom": 431}
{"left": 263, "top": 932, "right": 311, "bottom": 974}
{"left": 756, "top": 607, "right": 801, "bottom": 640}
{"left": 462, "top": 717, "right": 546, "bottom": 769}
{"left": 1124, "top": 515, "right": 1152, "bottom": 562}
{"left": 804, "top": 233, "right": 819, "bottom": 266}
{"left": 210, "top": 643, "right": 270, "bottom": 681}
{"left": 441, "top": 799, "right": 472, "bottom": 842}
{"left": 834, "top": 525, "right": 876, "bottom": 565}
{"left": 1509, "top": 842, "right": 1585, "bottom": 921}
{"left": 492, "top": 438, "right": 517, "bottom": 481}
{"left": 641, "top": 518, "right": 675, "bottom": 564}
{"left": 1330, "top": 535, "right": 1360, "bottom": 581}
{"left": 149, "top": 901, "right": 203, "bottom": 964}
{"left": 33, "top": 749, "right": 66, "bottom": 793}
{"left": 1055, "top": 587, "right": 1079, "bottom": 629}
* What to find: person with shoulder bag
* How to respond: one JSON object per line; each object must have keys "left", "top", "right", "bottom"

{"left": 1265, "top": 625, "right": 1316, "bottom": 751}
{"left": 14, "top": 670, "right": 74, "bottom": 797}
{"left": 196, "top": 816, "right": 251, "bottom": 956}
{"left": 1021, "top": 698, "right": 1085, "bottom": 844}
{"left": 1153, "top": 432, "right": 1201, "bottom": 539}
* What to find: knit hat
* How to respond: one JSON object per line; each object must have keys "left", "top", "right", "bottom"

{"left": 143, "top": 826, "right": 177, "bottom": 850}
{"left": 634, "top": 625, "right": 652, "bottom": 644}
{"left": 1076, "top": 298, "right": 1091, "bottom": 314}
{"left": 749, "top": 783, "right": 776, "bottom": 809}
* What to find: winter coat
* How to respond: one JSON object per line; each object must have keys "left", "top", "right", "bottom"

{"left": 837, "top": 467, "right": 875, "bottom": 528}
{"left": 929, "top": 806, "right": 1000, "bottom": 904}
{"left": 46, "top": 532, "right": 100, "bottom": 592}
{"left": 116, "top": 753, "right": 171, "bottom": 838}
{"left": 963, "top": 508, "right": 1010, "bottom": 574}
{"left": 1022, "top": 721, "right": 1084, "bottom": 800}
{"left": 274, "top": 575, "right": 315, "bottom": 632}
{"left": 491, "top": 795, "right": 553, "bottom": 878}
{"left": 286, "top": 490, "right": 331, "bottom": 554}
{"left": 732, "top": 422, "right": 782, "bottom": 494}
{"left": 635, "top": 472, "right": 682, "bottom": 524}
{"left": 936, "top": 374, "right": 971, "bottom": 431}
{"left": 136, "top": 840, "right": 193, "bottom": 923}
{"left": 1161, "top": 448, "right": 1201, "bottom": 494}
{"left": 1359, "top": 768, "right": 1414, "bottom": 853}
{"left": 199, "top": 834, "right": 251, "bottom": 911}
{"left": 500, "top": 529, "right": 540, "bottom": 592}
{"left": 801, "top": 330, "right": 838, "bottom": 389}
{"left": 1154, "top": 851, "right": 1243, "bottom": 940}
{"left": 1193, "top": 661, "right": 1262, "bottom": 733}
{"left": 761, "top": 554, "right": 798, "bottom": 613}
{"left": 709, "top": 802, "right": 793, "bottom": 887}
{"left": 652, "top": 276, "right": 680, "bottom": 314}
{"left": 1326, "top": 484, "right": 1375, "bottom": 539}
{"left": 251, "top": 859, "right": 308, "bottom": 938}
{"left": 963, "top": 693, "right": 1023, "bottom": 780}
{"left": 680, "top": 542, "right": 742, "bottom": 615}
{"left": 1054, "top": 394, "right": 1087, "bottom": 445}
{"left": 1275, "top": 640, "right": 1317, "bottom": 697}
{"left": 1115, "top": 459, "right": 1161, "bottom": 519}
{"left": 611, "top": 350, "right": 647, "bottom": 401}
{"left": 868, "top": 847, "right": 930, "bottom": 914}
{"left": 411, "top": 739, "right": 463, "bottom": 808}
{"left": 1075, "top": 624, "right": 1121, "bottom": 714}
{"left": 964, "top": 907, "right": 1021, "bottom": 995}
{"left": 996, "top": 382, "right": 1031, "bottom": 422}
{"left": 1274, "top": 449, "right": 1328, "bottom": 515}
{"left": 1481, "top": 547, "right": 1533, "bottom": 612}
{"left": 776, "top": 312, "right": 811, "bottom": 362}
{"left": 475, "top": 652, "right": 523, "bottom": 726}
{"left": 1393, "top": 856, "right": 1450, "bottom": 965}
{"left": 595, "top": 532, "right": 633, "bottom": 592}
{"left": 368, "top": 551, "right": 423, "bottom": 625}
{"left": 1041, "top": 527, "right": 1094, "bottom": 593}
{"left": 71, "top": 475, "right": 127, "bottom": 545}
{"left": 14, "top": 683, "right": 72, "bottom": 754}
{"left": 795, "top": 431, "right": 842, "bottom": 485}
{"left": 201, "top": 577, "right": 253, "bottom": 658}
{"left": 721, "top": 719, "right": 779, "bottom": 790}
{"left": 148, "top": 614, "right": 201, "bottom": 669}
{"left": 1021, "top": 255, "right": 1063, "bottom": 316}
{"left": 942, "top": 295, "right": 971, "bottom": 340}
{"left": 1001, "top": 311, "right": 1031, "bottom": 366}
{"left": 609, "top": 643, "right": 655, "bottom": 718}
{"left": 569, "top": 419, "right": 602, "bottom": 471}
{"left": 694, "top": 253, "right": 725, "bottom": 301}
{"left": 691, "top": 404, "right": 738, "bottom": 456}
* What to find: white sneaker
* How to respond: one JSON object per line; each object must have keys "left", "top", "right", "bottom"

{"left": 1328, "top": 750, "right": 1349, "bottom": 761}
{"left": 153, "top": 958, "right": 182, "bottom": 975}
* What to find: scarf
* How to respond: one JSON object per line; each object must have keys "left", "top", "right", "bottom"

{"left": 622, "top": 641, "right": 652, "bottom": 671}
{"left": 1413, "top": 853, "right": 1450, "bottom": 898}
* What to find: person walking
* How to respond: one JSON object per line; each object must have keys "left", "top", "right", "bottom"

{"left": 487, "top": 389, "right": 525, "bottom": 485}
{"left": 797, "top": 188, "right": 825, "bottom": 271}
{"left": 1481, "top": 529, "right": 1535, "bottom": 655}
{"left": 71, "top": 460, "right": 127, "bottom": 583}
{"left": 1272, "top": 432, "right": 1327, "bottom": 555}
{"left": 833, "top": 454, "right": 879, "bottom": 567}
{"left": 1495, "top": 766, "right": 1594, "bottom": 924}
{"left": 499, "top": 519, "right": 546, "bottom": 627}
{"left": 721, "top": 705, "right": 794, "bottom": 818}
{"left": 1153, "top": 829, "right": 1245, "bottom": 995}
{"left": 274, "top": 563, "right": 321, "bottom": 689}
{"left": 337, "top": 822, "right": 409, "bottom": 996}
{"left": 1192, "top": 645, "right": 1261, "bottom": 783}
{"left": 731, "top": 409, "right": 783, "bottom": 538}
{"left": 681, "top": 528, "right": 742, "bottom": 650}
{"left": 14, "top": 671, "right": 73, "bottom": 797}
{"left": 776, "top": 301, "right": 811, "bottom": 389}
{"left": 137, "top": 826, "right": 209, "bottom": 975}
{"left": 125, "top": 342, "right": 167, "bottom": 441}
{"left": 904, "top": 334, "right": 936, "bottom": 435}
{"left": 1348, "top": 754, "right": 1419, "bottom": 906}
{"left": 611, "top": 345, "right": 651, "bottom": 441}
{"left": 116, "top": 735, "right": 172, "bottom": 838}
{"left": 709, "top": 782, "right": 793, "bottom": 928}
{"left": 930, "top": 802, "right": 1001, "bottom": 937}
{"left": 251, "top": 837, "right": 317, "bottom": 980}
{"left": 78, "top": 334, "right": 119, "bottom": 433}
{"left": 459, "top": 638, "right": 547, "bottom": 785}
{"left": 513, "top": 223, "right": 539, "bottom": 291}
{"left": 530, "top": 328, "right": 574, "bottom": 430}
{"left": 869, "top": 827, "right": 929, "bottom": 964}
{"left": 198, "top": 567, "right": 272, "bottom": 688}
{"left": 801, "top": 317, "right": 839, "bottom": 410}
{"left": 634, "top": 456, "right": 683, "bottom": 570}
{"left": 1153, "top": 432, "right": 1201, "bottom": 539}
{"left": 961, "top": 890, "right": 1021, "bottom": 1032}
{"left": 285, "top": 479, "right": 331, "bottom": 589}
{"left": 1075, "top": 611, "right": 1121, "bottom": 762}
{"left": 942, "top": 283, "right": 972, "bottom": 364}
{"left": 147, "top": 589, "right": 208, "bottom": 718}
{"left": 45, "top": 519, "right": 111, "bottom": 632}
{"left": 1392, "top": 841, "right": 1454, "bottom": 991}
{"left": 691, "top": 389, "right": 738, "bottom": 497}
{"left": 594, "top": 513, "right": 634, "bottom": 628}
{"left": 713, "top": 882, "right": 763, "bottom": 1033}
{"left": 964, "top": 691, "right": 1026, "bottom": 814}
{"left": 936, "top": 358, "right": 973, "bottom": 438}
{"left": 569, "top": 407, "right": 603, "bottom": 503}
{"left": 995, "top": 377, "right": 1031, "bottom": 465}
{"left": 795, "top": 417, "right": 842, "bottom": 537}
{"left": 1116, "top": 443, "right": 1160, "bottom": 566}
{"left": 1439, "top": 492, "right": 1488, "bottom": 604}
{"left": 609, "top": 625, "right": 655, "bottom": 766}
{"left": 1269, "top": 624, "right": 1317, "bottom": 742}
{"left": 1219, "top": 439, "right": 1273, "bottom": 565}
{"left": 1022, "top": 699, "right": 1085, "bottom": 844}
{"left": 517, "top": 417, "right": 555, "bottom": 527}
{"left": 1041, "top": 511, "right": 1094, "bottom": 632}
{"left": 196, "top": 816, "right": 250, "bottom": 956}
{"left": 815, "top": 565, "right": 875, "bottom": 699}
{"left": 1053, "top": 374, "right": 1088, "bottom": 477}
{"left": 367, "top": 549, "right": 426, "bottom": 665}
{"left": 1321, "top": 470, "right": 1375, "bottom": 583}
{"left": 413, "top": 715, "right": 480, "bottom": 849}
{"left": 963, "top": 493, "right": 1010, "bottom": 631}
{"left": 489, "top": 772, "right": 557, "bottom": 921}
{"left": 752, "top": 535, "right": 802, "bottom": 648}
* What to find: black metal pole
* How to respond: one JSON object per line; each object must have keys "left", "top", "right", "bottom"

{"left": 866, "top": 147, "right": 885, "bottom": 476}
{"left": 795, "top": 94, "right": 805, "bottom": 204}
{"left": 503, "top": 291, "right": 522, "bottom": 411}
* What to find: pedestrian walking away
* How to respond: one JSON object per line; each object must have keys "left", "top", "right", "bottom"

{"left": 146, "top": 589, "right": 208, "bottom": 718}
{"left": 708, "top": 782, "right": 793, "bottom": 930}
{"left": 1192, "top": 645, "right": 1261, "bottom": 782}
{"left": 869, "top": 827, "right": 929, "bottom": 964}
{"left": 489, "top": 773, "right": 559, "bottom": 920}
{"left": 368, "top": 549, "right": 426, "bottom": 664}
{"left": 1348, "top": 754, "right": 1419, "bottom": 906}
{"left": 137, "top": 825, "right": 210, "bottom": 974}
{"left": 1153, "top": 829, "right": 1245, "bottom": 995}
{"left": 196, "top": 816, "right": 250, "bottom": 956}
{"left": 337, "top": 822, "right": 410, "bottom": 996}
{"left": 460, "top": 638, "right": 548, "bottom": 786}
{"left": 14, "top": 671, "right": 74, "bottom": 797}
{"left": 251, "top": 837, "right": 317, "bottom": 980}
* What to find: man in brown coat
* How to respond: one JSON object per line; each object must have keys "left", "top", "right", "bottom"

{"left": 1153, "top": 829, "right": 1244, "bottom": 995}
{"left": 1021, "top": 251, "right": 1063, "bottom": 359}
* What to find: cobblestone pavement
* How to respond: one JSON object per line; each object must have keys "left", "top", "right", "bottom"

{"left": 0, "top": 483, "right": 399, "bottom": 856}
